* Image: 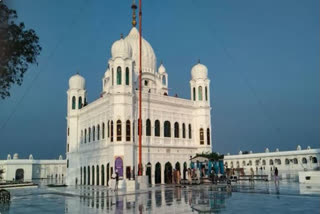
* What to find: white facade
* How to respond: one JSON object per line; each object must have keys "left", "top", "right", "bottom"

{"left": 224, "top": 146, "right": 320, "bottom": 180}
{"left": 0, "top": 154, "right": 66, "bottom": 182}
{"left": 66, "top": 23, "right": 212, "bottom": 185}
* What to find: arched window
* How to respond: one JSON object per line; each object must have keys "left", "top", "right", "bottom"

{"left": 199, "top": 128, "right": 204, "bottom": 145}
{"left": 80, "top": 130, "right": 83, "bottom": 144}
{"left": 116, "top": 120, "right": 121, "bottom": 141}
{"left": 155, "top": 120, "right": 160, "bottom": 137}
{"left": 125, "top": 67, "right": 129, "bottom": 85}
{"left": 162, "top": 76, "right": 166, "bottom": 85}
{"left": 249, "top": 160, "right": 252, "bottom": 166}
{"left": 84, "top": 129, "right": 87, "bottom": 143}
{"left": 97, "top": 124, "right": 100, "bottom": 140}
{"left": 302, "top": 157, "right": 307, "bottom": 164}
{"left": 146, "top": 119, "right": 151, "bottom": 136}
{"left": 242, "top": 161, "right": 246, "bottom": 166}
{"left": 78, "top": 97, "right": 82, "bottom": 109}
{"left": 312, "top": 157, "right": 318, "bottom": 164}
{"left": 193, "top": 87, "right": 196, "bottom": 101}
{"left": 262, "top": 160, "right": 266, "bottom": 165}
{"left": 111, "top": 121, "right": 113, "bottom": 142}
{"left": 126, "top": 120, "right": 131, "bottom": 141}
{"left": 269, "top": 159, "right": 274, "bottom": 165}
{"left": 207, "top": 128, "right": 210, "bottom": 145}
{"left": 188, "top": 124, "right": 192, "bottom": 139}
{"left": 102, "top": 123, "right": 105, "bottom": 139}
{"left": 293, "top": 158, "right": 298, "bottom": 164}
{"left": 198, "top": 86, "right": 203, "bottom": 101}
{"left": 174, "top": 122, "right": 179, "bottom": 138}
{"left": 92, "top": 126, "right": 95, "bottom": 141}
{"left": 72, "top": 96, "right": 76, "bottom": 109}
{"left": 107, "top": 121, "right": 110, "bottom": 138}
{"left": 205, "top": 86, "right": 208, "bottom": 101}
{"left": 285, "top": 159, "right": 290, "bottom": 165}
{"left": 164, "top": 121, "right": 171, "bottom": 137}
{"left": 117, "top": 66, "right": 122, "bottom": 85}
{"left": 182, "top": 123, "right": 186, "bottom": 138}
{"left": 88, "top": 127, "right": 91, "bottom": 142}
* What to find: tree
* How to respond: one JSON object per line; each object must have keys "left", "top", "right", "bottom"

{"left": 0, "top": 2, "right": 41, "bottom": 99}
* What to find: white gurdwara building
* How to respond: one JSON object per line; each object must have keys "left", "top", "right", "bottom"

{"left": 66, "top": 16, "right": 212, "bottom": 186}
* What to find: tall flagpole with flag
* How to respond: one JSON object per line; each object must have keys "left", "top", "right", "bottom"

{"left": 138, "top": 0, "right": 143, "bottom": 176}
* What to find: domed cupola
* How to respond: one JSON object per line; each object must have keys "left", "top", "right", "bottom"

{"left": 69, "top": 73, "right": 85, "bottom": 90}
{"left": 111, "top": 35, "right": 132, "bottom": 59}
{"left": 158, "top": 63, "right": 166, "bottom": 74}
{"left": 191, "top": 61, "right": 208, "bottom": 80}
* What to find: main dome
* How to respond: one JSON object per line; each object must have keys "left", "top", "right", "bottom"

{"left": 191, "top": 63, "right": 208, "bottom": 80}
{"left": 125, "top": 27, "right": 156, "bottom": 73}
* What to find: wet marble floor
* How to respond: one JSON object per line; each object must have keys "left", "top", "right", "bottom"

{"left": 1, "top": 181, "right": 320, "bottom": 213}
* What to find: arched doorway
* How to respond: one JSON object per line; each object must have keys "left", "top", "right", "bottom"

{"left": 101, "top": 165, "right": 105, "bottom": 186}
{"left": 87, "top": 166, "right": 90, "bottom": 185}
{"left": 164, "top": 162, "right": 172, "bottom": 184}
{"left": 146, "top": 162, "right": 152, "bottom": 185}
{"left": 183, "top": 162, "right": 187, "bottom": 180}
{"left": 96, "top": 165, "right": 99, "bottom": 185}
{"left": 115, "top": 157, "right": 123, "bottom": 177}
{"left": 175, "top": 162, "right": 180, "bottom": 171}
{"left": 15, "top": 168, "right": 24, "bottom": 181}
{"left": 84, "top": 167, "right": 86, "bottom": 185}
{"left": 92, "top": 166, "right": 95, "bottom": 185}
{"left": 155, "top": 162, "right": 161, "bottom": 184}
{"left": 106, "top": 163, "right": 110, "bottom": 186}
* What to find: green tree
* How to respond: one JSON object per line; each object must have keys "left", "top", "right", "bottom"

{"left": 0, "top": 2, "right": 41, "bottom": 99}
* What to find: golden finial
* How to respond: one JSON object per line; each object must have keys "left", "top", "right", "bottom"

{"left": 131, "top": 1, "right": 137, "bottom": 27}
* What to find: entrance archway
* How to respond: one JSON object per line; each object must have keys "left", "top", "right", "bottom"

{"left": 101, "top": 165, "right": 105, "bottom": 186}
{"left": 115, "top": 157, "right": 123, "bottom": 177}
{"left": 155, "top": 162, "right": 161, "bottom": 184}
{"left": 106, "top": 163, "right": 110, "bottom": 186}
{"left": 164, "top": 162, "right": 172, "bottom": 184}
{"left": 183, "top": 162, "right": 187, "bottom": 180}
{"left": 15, "top": 168, "right": 24, "bottom": 181}
{"left": 175, "top": 162, "right": 180, "bottom": 171}
{"left": 146, "top": 162, "right": 152, "bottom": 185}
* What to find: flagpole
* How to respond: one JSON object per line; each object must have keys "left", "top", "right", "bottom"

{"left": 138, "top": 0, "right": 142, "bottom": 176}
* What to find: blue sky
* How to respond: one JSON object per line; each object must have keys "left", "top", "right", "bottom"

{"left": 1, "top": 0, "right": 319, "bottom": 159}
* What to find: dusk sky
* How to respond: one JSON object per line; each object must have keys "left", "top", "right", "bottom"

{"left": 1, "top": 0, "right": 319, "bottom": 159}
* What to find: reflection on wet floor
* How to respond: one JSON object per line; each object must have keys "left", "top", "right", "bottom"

{"left": 3, "top": 181, "right": 320, "bottom": 213}
{"left": 69, "top": 185, "right": 232, "bottom": 213}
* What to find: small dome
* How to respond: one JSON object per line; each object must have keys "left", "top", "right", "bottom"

{"left": 239, "top": 151, "right": 242, "bottom": 155}
{"left": 249, "top": 151, "right": 253, "bottom": 154}
{"left": 7, "top": 154, "right": 11, "bottom": 160}
{"left": 13, "top": 153, "right": 19, "bottom": 160}
{"left": 158, "top": 63, "right": 166, "bottom": 74}
{"left": 307, "top": 146, "right": 311, "bottom": 150}
{"left": 111, "top": 37, "right": 132, "bottom": 59}
{"left": 191, "top": 62, "right": 208, "bottom": 80}
{"left": 59, "top": 155, "right": 63, "bottom": 160}
{"left": 29, "top": 154, "right": 33, "bottom": 160}
{"left": 69, "top": 74, "right": 85, "bottom": 89}
{"left": 275, "top": 148, "right": 279, "bottom": 152}
{"left": 226, "top": 153, "right": 230, "bottom": 156}
{"left": 265, "top": 148, "right": 269, "bottom": 153}
{"left": 297, "top": 145, "right": 301, "bottom": 151}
